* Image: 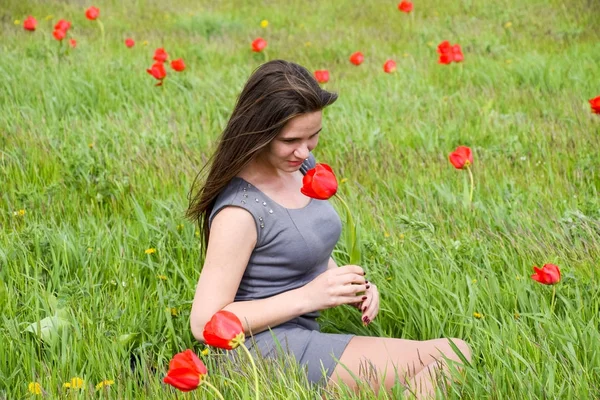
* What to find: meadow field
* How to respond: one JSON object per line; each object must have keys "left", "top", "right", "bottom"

{"left": 1, "top": 0, "right": 600, "bottom": 398}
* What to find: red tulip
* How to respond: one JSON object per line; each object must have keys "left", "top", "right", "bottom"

{"left": 383, "top": 59, "right": 396, "bottom": 73}
{"left": 203, "top": 310, "right": 245, "bottom": 350}
{"left": 163, "top": 349, "right": 207, "bottom": 392}
{"left": 448, "top": 146, "right": 473, "bottom": 169}
{"left": 153, "top": 48, "right": 168, "bottom": 62}
{"left": 23, "top": 16, "right": 37, "bottom": 31}
{"left": 69, "top": 39, "right": 77, "bottom": 48}
{"left": 314, "top": 69, "right": 330, "bottom": 84}
{"left": 85, "top": 6, "right": 100, "bottom": 21}
{"left": 125, "top": 38, "right": 135, "bottom": 48}
{"left": 171, "top": 58, "right": 185, "bottom": 72}
{"left": 349, "top": 51, "right": 364, "bottom": 66}
{"left": 147, "top": 62, "right": 167, "bottom": 84}
{"left": 251, "top": 37, "right": 267, "bottom": 52}
{"left": 54, "top": 20, "right": 71, "bottom": 32}
{"left": 589, "top": 96, "right": 600, "bottom": 114}
{"left": 53, "top": 29, "right": 66, "bottom": 41}
{"left": 438, "top": 41, "right": 464, "bottom": 64}
{"left": 301, "top": 163, "right": 338, "bottom": 200}
{"left": 398, "top": 1, "right": 413, "bottom": 13}
{"left": 531, "top": 264, "right": 561, "bottom": 285}
{"left": 452, "top": 44, "right": 464, "bottom": 62}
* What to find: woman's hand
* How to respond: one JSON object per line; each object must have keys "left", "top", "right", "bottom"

{"left": 360, "top": 281, "right": 379, "bottom": 326}
{"left": 301, "top": 265, "right": 367, "bottom": 312}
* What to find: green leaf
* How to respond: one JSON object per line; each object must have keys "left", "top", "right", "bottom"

{"left": 24, "top": 312, "right": 70, "bottom": 343}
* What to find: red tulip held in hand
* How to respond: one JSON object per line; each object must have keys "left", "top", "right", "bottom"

{"left": 314, "top": 70, "right": 330, "bottom": 83}
{"left": 85, "top": 6, "right": 100, "bottom": 21}
{"left": 301, "top": 163, "right": 338, "bottom": 200}
{"left": 125, "top": 38, "right": 135, "bottom": 48}
{"left": 171, "top": 58, "right": 185, "bottom": 72}
{"left": 69, "top": 39, "right": 77, "bottom": 48}
{"left": 54, "top": 19, "right": 71, "bottom": 32}
{"left": 251, "top": 37, "right": 267, "bottom": 52}
{"left": 163, "top": 349, "right": 207, "bottom": 392}
{"left": 53, "top": 29, "right": 66, "bottom": 41}
{"left": 153, "top": 48, "right": 168, "bottom": 62}
{"left": 23, "top": 16, "right": 37, "bottom": 31}
{"left": 398, "top": 1, "right": 413, "bottom": 13}
{"left": 203, "top": 310, "right": 245, "bottom": 350}
{"left": 531, "top": 264, "right": 561, "bottom": 285}
{"left": 349, "top": 51, "right": 364, "bottom": 66}
{"left": 448, "top": 146, "right": 473, "bottom": 169}
{"left": 589, "top": 96, "right": 600, "bottom": 114}
{"left": 383, "top": 59, "right": 397, "bottom": 73}
{"left": 147, "top": 62, "right": 167, "bottom": 85}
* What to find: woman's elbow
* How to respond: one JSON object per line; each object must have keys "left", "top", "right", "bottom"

{"left": 190, "top": 316, "right": 206, "bottom": 343}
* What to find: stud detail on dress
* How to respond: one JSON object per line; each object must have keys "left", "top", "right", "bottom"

{"left": 262, "top": 202, "right": 267, "bottom": 206}
{"left": 255, "top": 198, "right": 259, "bottom": 203}
{"left": 260, "top": 223, "right": 265, "bottom": 229}
{"left": 269, "top": 209, "right": 273, "bottom": 214}
{"left": 241, "top": 200, "right": 246, "bottom": 204}
{"left": 259, "top": 217, "right": 263, "bottom": 221}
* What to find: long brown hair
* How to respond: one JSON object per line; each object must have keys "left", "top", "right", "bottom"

{"left": 186, "top": 60, "right": 338, "bottom": 249}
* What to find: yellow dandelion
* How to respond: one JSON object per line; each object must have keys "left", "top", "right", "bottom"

{"left": 504, "top": 21, "right": 512, "bottom": 28}
{"left": 63, "top": 377, "right": 84, "bottom": 389}
{"left": 157, "top": 274, "right": 167, "bottom": 281}
{"left": 473, "top": 312, "right": 483, "bottom": 319}
{"left": 260, "top": 19, "right": 269, "bottom": 28}
{"left": 142, "top": 40, "right": 149, "bottom": 46}
{"left": 384, "top": 232, "right": 390, "bottom": 238}
{"left": 28, "top": 382, "right": 42, "bottom": 395}
{"left": 195, "top": 230, "right": 200, "bottom": 237}
{"left": 514, "top": 312, "right": 520, "bottom": 320}
{"left": 340, "top": 178, "right": 348, "bottom": 184}
{"left": 472, "top": 279, "right": 477, "bottom": 284}
{"left": 145, "top": 248, "right": 156, "bottom": 255}
{"left": 14, "top": 19, "right": 21, "bottom": 25}
{"left": 398, "top": 233, "right": 405, "bottom": 240}
{"left": 201, "top": 348, "right": 210, "bottom": 356}
{"left": 95, "top": 379, "right": 114, "bottom": 390}
{"left": 13, "top": 209, "right": 26, "bottom": 216}
{"left": 304, "top": 41, "right": 311, "bottom": 47}
{"left": 87, "top": 247, "right": 93, "bottom": 253}
{"left": 88, "top": 142, "right": 94, "bottom": 148}
{"left": 167, "top": 307, "right": 178, "bottom": 316}
{"left": 177, "top": 224, "right": 184, "bottom": 230}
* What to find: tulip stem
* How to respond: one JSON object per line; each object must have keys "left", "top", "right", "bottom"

{"left": 335, "top": 195, "right": 360, "bottom": 265}
{"left": 465, "top": 165, "right": 474, "bottom": 204}
{"left": 97, "top": 19, "right": 105, "bottom": 47}
{"left": 203, "top": 381, "right": 225, "bottom": 400}
{"left": 239, "top": 343, "right": 260, "bottom": 400}
{"left": 550, "top": 285, "right": 556, "bottom": 314}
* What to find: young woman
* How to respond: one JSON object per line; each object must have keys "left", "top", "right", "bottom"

{"left": 187, "top": 59, "right": 471, "bottom": 398}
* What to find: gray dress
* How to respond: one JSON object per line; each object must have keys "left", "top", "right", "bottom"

{"left": 208, "top": 154, "right": 354, "bottom": 385}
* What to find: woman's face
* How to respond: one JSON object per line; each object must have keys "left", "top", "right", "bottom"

{"left": 263, "top": 111, "right": 322, "bottom": 173}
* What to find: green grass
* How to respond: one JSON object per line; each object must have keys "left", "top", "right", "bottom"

{"left": 1, "top": 0, "right": 600, "bottom": 398}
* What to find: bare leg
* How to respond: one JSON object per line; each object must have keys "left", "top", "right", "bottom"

{"left": 327, "top": 336, "right": 471, "bottom": 398}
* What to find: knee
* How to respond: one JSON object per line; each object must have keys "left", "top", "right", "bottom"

{"left": 445, "top": 338, "right": 471, "bottom": 363}
{"left": 431, "top": 338, "right": 471, "bottom": 363}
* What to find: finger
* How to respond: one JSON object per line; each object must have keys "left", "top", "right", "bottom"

{"left": 340, "top": 284, "right": 367, "bottom": 296}
{"left": 360, "top": 295, "right": 372, "bottom": 314}
{"left": 337, "top": 265, "right": 365, "bottom": 277}
{"left": 340, "top": 274, "right": 367, "bottom": 286}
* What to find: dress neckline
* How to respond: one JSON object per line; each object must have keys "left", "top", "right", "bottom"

{"left": 233, "top": 177, "right": 315, "bottom": 211}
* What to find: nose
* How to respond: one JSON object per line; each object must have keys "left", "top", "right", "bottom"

{"left": 294, "top": 144, "right": 309, "bottom": 160}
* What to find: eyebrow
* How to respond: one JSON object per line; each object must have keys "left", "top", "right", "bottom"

{"left": 281, "top": 128, "right": 322, "bottom": 140}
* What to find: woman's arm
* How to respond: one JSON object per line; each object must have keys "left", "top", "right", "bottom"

{"left": 190, "top": 207, "right": 313, "bottom": 342}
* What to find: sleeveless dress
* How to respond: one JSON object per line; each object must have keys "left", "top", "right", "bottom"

{"left": 208, "top": 154, "right": 354, "bottom": 385}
